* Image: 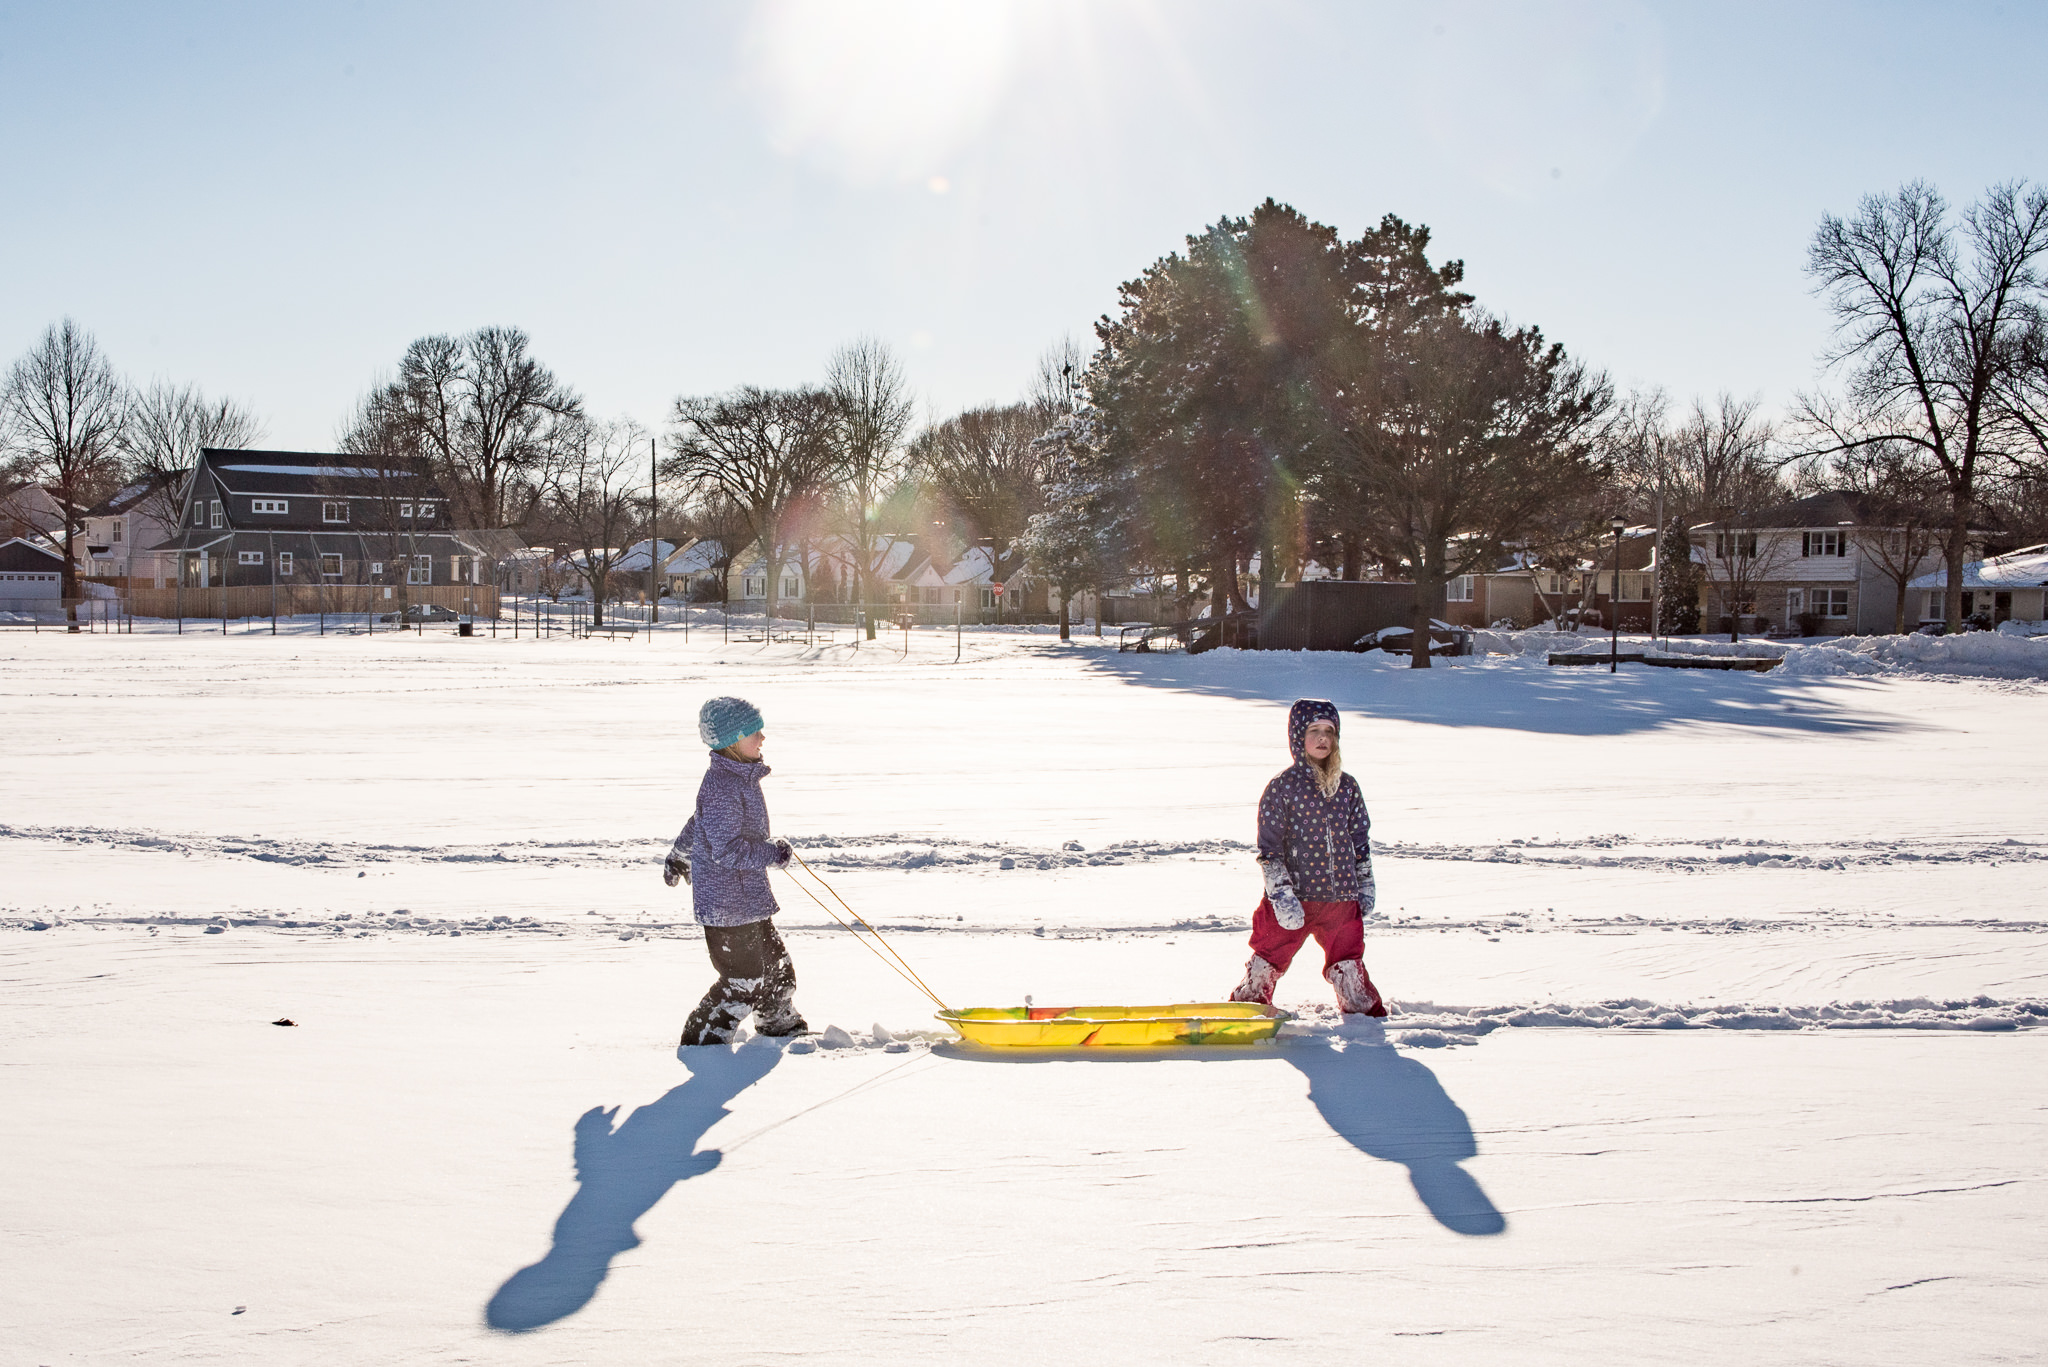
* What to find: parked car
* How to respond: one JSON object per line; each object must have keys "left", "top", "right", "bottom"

{"left": 1359, "top": 620, "right": 1471, "bottom": 656}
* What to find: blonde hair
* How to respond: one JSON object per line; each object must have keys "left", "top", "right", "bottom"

{"left": 1310, "top": 741, "right": 1343, "bottom": 797}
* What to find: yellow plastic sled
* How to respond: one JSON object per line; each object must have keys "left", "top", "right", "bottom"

{"left": 936, "top": 1002, "right": 1289, "bottom": 1048}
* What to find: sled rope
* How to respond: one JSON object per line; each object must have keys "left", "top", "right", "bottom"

{"left": 779, "top": 849, "right": 952, "bottom": 1012}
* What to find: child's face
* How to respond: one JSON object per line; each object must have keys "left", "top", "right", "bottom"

{"left": 1303, "top": 721, "right": 1336, "bottom": 761}
{"left": 730, "top": 730, "right": 766, "bottom": 761}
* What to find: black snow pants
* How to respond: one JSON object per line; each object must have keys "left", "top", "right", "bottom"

{"left": 680, "top": 919, "right": 803, "bottom": 1045}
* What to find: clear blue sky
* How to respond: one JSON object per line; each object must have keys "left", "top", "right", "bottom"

{"left": 2, "top": 0, "right": 2041, "bottom": 448}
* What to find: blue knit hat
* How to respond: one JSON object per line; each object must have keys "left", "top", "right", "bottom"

{"left": 699, "top": 696, "right": 764, "bottom": 752}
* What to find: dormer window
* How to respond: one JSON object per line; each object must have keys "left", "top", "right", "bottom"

{"left": 210, "top": 501, "right": 223, "bottom": 529}
{"left": 322, "top": 501, "right": 349, "bottom": 524}
{"left": 418, "top": 502, "right": 436, "bottom": 521}
{"left": 251, "top": 499, "right": 288, "bottom": 515}
{"left": 192, "top": 503, "right": 205, "bottom": 527}
{"left": 399, "top": 503, "right": 413, "bottom": 518}
{"left": 112, "top": 520, "right": 123, "bottom": 543}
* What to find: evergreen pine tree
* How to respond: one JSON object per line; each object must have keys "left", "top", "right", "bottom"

{"left": 1658, "top": 516, "right": 1701, "bottom": 634}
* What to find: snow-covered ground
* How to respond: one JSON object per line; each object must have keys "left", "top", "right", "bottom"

{"left": 3, "top": 625, "right": 2043, "bottom": 1364}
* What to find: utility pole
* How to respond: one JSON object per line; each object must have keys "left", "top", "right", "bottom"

{"left": 648, "top": 437, "right": 658, "bottom": 632}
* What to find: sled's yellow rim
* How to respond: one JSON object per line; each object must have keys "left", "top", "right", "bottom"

{"left": 936, "top": 1002, "right": 1289, "bottom": 1048}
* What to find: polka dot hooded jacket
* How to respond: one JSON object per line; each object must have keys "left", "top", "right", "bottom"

{"left": 1256, "top": 699, "right": 1375, "bottom": 907}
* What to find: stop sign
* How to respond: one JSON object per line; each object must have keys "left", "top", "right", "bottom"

{"left": 991, "top": 583, "right": 1005, "bottom": 596}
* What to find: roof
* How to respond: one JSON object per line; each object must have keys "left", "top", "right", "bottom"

{"left": 0, "top": 537, "right": 67, "bottom": 572}
{"left": 82, "top": 472, "right": 185, "bottom": 519}
{"left": 197, "top": 448, "right": 444, "bottom": 499}
{"left": 452, "top": 527, "right": 530, "bottom": 559}
{"left": 614, "top": 539, "right": 687, "bottom": 573}
{"left": 1687, "top": 489, "right": 1986, "bottom": 534}
{"left": 1907, "top": 544, "right": 2048, "bottom": 591}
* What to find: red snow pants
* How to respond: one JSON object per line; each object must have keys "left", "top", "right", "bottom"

{"left": 1249, "top": 897, "right": 1364, "bottom": 976}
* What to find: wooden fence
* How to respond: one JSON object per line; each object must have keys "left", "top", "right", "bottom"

{"left": 127, "top": 584, "right": 501, "bottom": 620}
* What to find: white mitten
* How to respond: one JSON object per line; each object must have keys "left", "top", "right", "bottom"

{"left": 1260, "top": 858, "right": 1306, "bottom": 930}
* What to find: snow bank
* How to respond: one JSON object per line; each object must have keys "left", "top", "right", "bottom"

{"left": 1779, "top": 631, "right": 2048, "bottom": 681}
{"left": 1472, "top": 625, "right": 2048, "bottom": 682}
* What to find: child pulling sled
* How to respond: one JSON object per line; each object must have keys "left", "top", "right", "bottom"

{"left": 665, "top": 695, "right": 808, "bottom": 1046}
{"left": 1228, "top": 698, "right": 1389, "bottom": 1017}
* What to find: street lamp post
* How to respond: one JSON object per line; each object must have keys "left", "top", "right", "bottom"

{"left": 1609, "top": 515, "right": 1627, "bottom": 673}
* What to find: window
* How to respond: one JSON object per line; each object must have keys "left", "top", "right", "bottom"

{"left": 408, "top": 554, "right": 431, "bottom": 585}
{"left": 278, "top": 552, "right": 293, "bottom": 577}
{"left": 238, "top": 550, "right": 264, "bottom": 565}
{"left": 1924, "top": 590, "right": 1943, "bottom": 619}
{"left": 1446, "top": 575, "right": 1474, "bottom": 602}
{"left": 417, "top": 502, "right": 435, "bottom": 521}
{"left": 744, "top": 576, "right": 764, "bottom": 597}
{"left": 783, "top": 575, "right": 800, "bottom": 599}
{"left": 192, "top": 502, "right": 206, "bottom": 526}
{"left": 398, "top": 503, "right": 413, "bottom": 518}
{"left": 1801, "top": 530, "right": 1845, "bottom": 557}
{"left": 210, "top": 500, "right": 223, "bottom": 529}
{"left": 1814, "top": 589, "right": 1849, "bottom": 618}
{"left": 1713, "top": 530, "right": 1757, "bottom": 558}
{"left": 1785, "top": 588, "right": 1804, "bottom": 615}
{"left": 922, "top": 585, "right": 941, "bottom": 604}
{"left": 369, "top": 561, "right": 384, "bottom": 576}
{"left": 251, "top": 499, "right": 288, "bottom": 515}
{"left": 320, "top": 553, "right": 342, "bottom": 580}
{"left": 112, "top": 519, "right": 123, "bottom": 543}
{"left": 322, "top": 501, "right": 348, "bottom": 524}
{"left": 981, "top": 587, "right": 996, "bottom": 609}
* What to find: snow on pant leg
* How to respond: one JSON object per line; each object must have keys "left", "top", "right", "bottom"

{"left": 1302, "top": 900, "right": 1387, "bottom": 1016}
{"left": 1232, "top": 898, "right": 1311, "bottom": 1004}
{"left": 749, "top": 921, "right": 806, "bottom": 1036}
{"left": 681, "top": 921, "right": 781, "bottom": 1045}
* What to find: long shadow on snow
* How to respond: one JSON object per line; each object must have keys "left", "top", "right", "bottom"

{"left": 935, "top": 1037, "right": 1504, "bottom": 1236}
{"left": 1067, "top": 646, "right": 1917, "bottom": 740}
{"left": 484, "top": 1044, "right": 780, "bottom": 1333}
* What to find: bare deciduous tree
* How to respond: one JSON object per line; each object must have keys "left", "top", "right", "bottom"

{"left": 909, "top": 402, "right": 1050, "bottom": 582}
{"left": 351, "top": 327, "right": 584, "bottom": 528}
{"left": 825, "top": 337, "right": 914, "bottom": 613}
{"left": 666, "top": 387, "right": 840, "bottom": 621}
{"left": 1, "top": 319, "right": 129, "bottom": 605}
{"left": 539, "top": 419, "right": 648, "bottom": 629}
{"left": 1802, "top": 180, "right": 2048, "bottom": 630}
{"left": 121, "top": 380, "right": 265, "bottom": 530}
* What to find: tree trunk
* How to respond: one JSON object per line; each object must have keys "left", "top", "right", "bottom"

{"left": 1893, "top": 578, "right": 1908, "bottom": 635}
{"left": 1410, "top": 569, "right": 1438, "bottom": 669}
{"left": 1058, "top": 587, "right": 1070, "bottom": 641}
{"left": 1944, "top": 510, "right": 1967, "bottom": 632}
{"left": 1340, "top": 533, "right": 1361, "bottom": 582}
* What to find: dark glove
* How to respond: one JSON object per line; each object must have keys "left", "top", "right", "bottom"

{"left": 664, "top": 851, "right": 690, "bottom": 887}
{"left": 1260, "top": 858, "right": 1306, "bottom": 930}
{"left": 773, "top": 839, "right": 793, "bottom": 866}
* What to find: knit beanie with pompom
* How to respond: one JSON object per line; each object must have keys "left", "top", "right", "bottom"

{"left": 699, "top": 696, "right": 764, "bottom": 752}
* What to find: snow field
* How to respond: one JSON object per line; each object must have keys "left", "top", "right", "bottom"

{"left": 3, "top": 627, "right": 2046, "bottom": 1363}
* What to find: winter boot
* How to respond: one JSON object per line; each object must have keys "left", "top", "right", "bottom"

{"left": 1327, "top": 959, "right": 1387, "bottom": 1017}
{"left": 1228, "top": 955, "right": 1281, "bottom": 1006}
{"left": 753, "top": 997, "right": 809, "bottom": 1037}
{"left": 680, "top": 994, "right": 751, "bottom": 1046}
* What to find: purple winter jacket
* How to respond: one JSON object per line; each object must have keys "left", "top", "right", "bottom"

{"left": 1256, "top": 699, "right": 1375, "bottom": 906}
{"left": 672, "top": 753, "right": 787, "bottom": 927}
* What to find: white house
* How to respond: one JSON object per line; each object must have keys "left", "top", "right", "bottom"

{"left": 1907, "top": 545, "right": 2048, "bottom": 627}
{"left": 78, "top": 473, "right": 185, "bottom": 587}
{"left": 1689, "top": 491, "right": 1967, "bottom": 635}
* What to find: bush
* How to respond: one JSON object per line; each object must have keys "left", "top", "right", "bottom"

{"left": 1796, "top": 611, "right": 1823, "bottom": 636}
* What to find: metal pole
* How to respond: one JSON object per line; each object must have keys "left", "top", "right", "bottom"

{"left": 956, "top": 598, "right": 962, "bottom": 661}
{"left": 1652, "top": 463, "right": 1666, "bottom": 646}
{"left": 1610, "top": 524, "right": 1623, "bottom": 672}
{"left": 648, "top": 437, "right": 658, "bottom": 636}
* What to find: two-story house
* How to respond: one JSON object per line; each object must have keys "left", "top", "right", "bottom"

{"left": 1689, "top": 491, "right": 1968, "bottom": 635}
{"left": 155, "top": 449, "right": 485, "bottom": 591}
{"left": 79, "top": 472, "right": 184, "bottom": 588}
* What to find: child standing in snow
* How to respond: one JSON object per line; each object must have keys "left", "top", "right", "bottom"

{"left": 664, "top": 696, "right": 807, "bottom": 1046}
{"left": 1228, "top": 698, "right": 1389, "bottom": 1017}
